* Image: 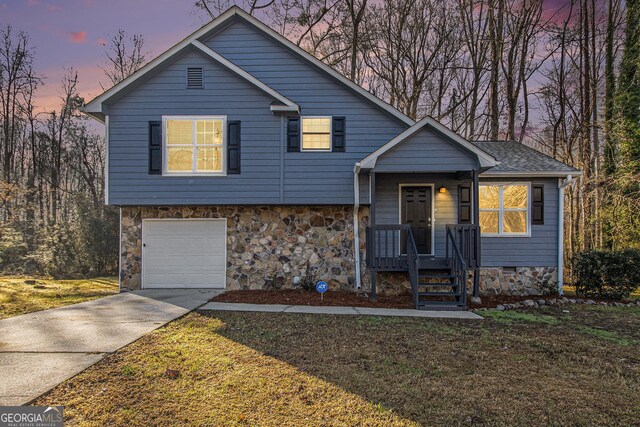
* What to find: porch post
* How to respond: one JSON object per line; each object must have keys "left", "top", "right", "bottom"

{"left": 472, "top": 169, "right": 480, "bottom": 298}
{"left": 370, "top": 172, "right": 376, "bottom": 226}
{"left": 370, "top": 171, "right": 377, "bottom": 300}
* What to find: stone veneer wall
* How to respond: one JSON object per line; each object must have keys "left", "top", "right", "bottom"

{"left": 376, "top": 267, "right": 558, "bottom": 296}
{"left": 120, "top": 206, "right": 369, "bottom": 291}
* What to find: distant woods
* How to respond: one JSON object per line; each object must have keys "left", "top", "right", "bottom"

{"left": 195, "top": 0, "right": 640, "bottom": 255}
{"left": 0, "top": 0, "right": 638, "bottom": 279}
{"left": 0, "top": 26, "right": 145, "bottom": 277}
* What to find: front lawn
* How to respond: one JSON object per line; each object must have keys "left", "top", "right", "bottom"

{"left": 0, "top": 276, "right": 119, "bottom": 319}
{"left": 34, "top": 305, "right": 639, "bottom": 426}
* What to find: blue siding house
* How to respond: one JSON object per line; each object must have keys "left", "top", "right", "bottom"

{"left": 84, "top": 7, "right": 580, "bottom": 309}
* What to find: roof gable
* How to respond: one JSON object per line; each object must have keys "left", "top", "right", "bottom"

{"left": 360, "top": 116, "right": 497, "bottom": 169}
{"left": 83, "top": 6, "right": 413, "bottom": 126}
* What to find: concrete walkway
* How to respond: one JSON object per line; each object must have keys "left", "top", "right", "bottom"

{"left": 200, "top": 302, "right": 484, "bottom": 319}
{"left": 0, "top": 289, "right": 221, "bottom": 406}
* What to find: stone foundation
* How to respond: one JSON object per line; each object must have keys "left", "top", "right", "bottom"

{"left": 479, "top": 267, "right": 558, "bottom": 296}
{"left": 375, "top": 267, "right": 558, "bottom": 296}
{"left": 119, "top": 205, "right": 556, "bottom": 296}
{"left": 120, "top": 205, "right": 369, "bottom": 291}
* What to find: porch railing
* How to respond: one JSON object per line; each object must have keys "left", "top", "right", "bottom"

{"left": 405, "top": 227, "right": 420, "bottom": 307}
{"left": 365, "top": 224, "right": 410, "bottom": 271}
{"left": 445, "top": 225, "right": 468, "bottom": 308}
{"left": 445, "top": 224, "right": 481, "bottom": 269}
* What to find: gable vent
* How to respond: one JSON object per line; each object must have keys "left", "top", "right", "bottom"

{"left": 187, "top": 67, "right": 203, "bottom": 89}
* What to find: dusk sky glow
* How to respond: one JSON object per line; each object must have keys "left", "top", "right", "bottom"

{"left": 2, "top": 0, "right": 570, "bottom": 120}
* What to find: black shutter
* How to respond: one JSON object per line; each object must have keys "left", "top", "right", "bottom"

{"left": 532, "top": 185, "right": 544, "bottom": 225}
{"left": 458, "top": 183, "right": 472, "bottom": 224}
{"left": 332, "top": 116, "right": 346, "bottom": 152}
{"left": 287, "top": 117, "right": 300, "bottom": 152}
{"left": 148, "top": 121, "right": 162, "bottom": 174}
{"left": 227, "top": 120, "right": 241, "bottom": 174}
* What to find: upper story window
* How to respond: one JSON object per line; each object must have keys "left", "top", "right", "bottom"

{"left": 163, "top": 116, "right": 226, "bottom": 175}
{"left": 479, "top": 183, "right": 530, "bottom": 236}
{"left": 301, "top": 117, "right": 332, "bottom": 151}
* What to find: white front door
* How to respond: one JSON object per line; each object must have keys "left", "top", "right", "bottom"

{"left": 142, "top": 219, "right": 227, "bottom": 289}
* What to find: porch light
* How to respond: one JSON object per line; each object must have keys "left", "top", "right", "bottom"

{"left": 439, "top": 186, "right": 447, "bottom": 194}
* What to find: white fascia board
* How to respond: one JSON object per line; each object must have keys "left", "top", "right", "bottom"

{"left": 360, "top": 116, "right": 498, "bottom": 169}
{"left": 270, "top": 105, "right": 300, "bottom": 112}
{"left": 191, "top": 40, "right": 299, "bottom": 112}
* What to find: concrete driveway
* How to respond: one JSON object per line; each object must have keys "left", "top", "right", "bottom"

{"left": 0, "top": 289, "right": 221, "bottom": 405}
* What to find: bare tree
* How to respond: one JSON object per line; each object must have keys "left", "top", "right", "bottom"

{"left": 100, "top": 29, "right": 147, "bottom": 89}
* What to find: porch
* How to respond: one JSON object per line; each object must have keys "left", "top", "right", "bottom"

{"left": 363, "top": 172, "right": 482, "bottom": 310}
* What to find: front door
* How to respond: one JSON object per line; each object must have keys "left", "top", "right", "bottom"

{"left": 401, "top": 186, "right": 433, "bottom": 254}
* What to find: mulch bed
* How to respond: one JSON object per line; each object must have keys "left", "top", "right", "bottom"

{"left": 211, "top": 290, "right": 637, "bottom": 310}
{"left": 211, "top": 289, "right": 414, "bottom": 309}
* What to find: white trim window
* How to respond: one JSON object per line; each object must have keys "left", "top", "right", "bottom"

{"left": 479, "top": 183, "right": 530, "bottom": 236}
{"left": 301, "top": 116, "right": 332, "bottom": 151}
{"left": 163, "top": 115, "right": 226, "bottom": 175}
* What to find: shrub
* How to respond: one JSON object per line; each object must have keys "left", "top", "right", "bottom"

{"left": 573, "top": 249, "right": 640, "bottom": 300}
{"left": 0, "top": 225, "right": 28, "bottom": 271}
{"left": 299, "top": 262, "right": 318, "bottom": 291}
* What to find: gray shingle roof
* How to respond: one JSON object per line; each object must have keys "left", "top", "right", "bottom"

{"left": 473, "top": 141, "right": 580, "bottom": 175}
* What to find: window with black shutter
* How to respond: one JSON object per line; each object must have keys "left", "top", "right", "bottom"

{"left": 532, "top": 185, "right": 544, "bottom": 225}
{"left": 332, "top": 116, "right": 346, "bottom": 152}
{"left": 287, "top": 117, "right": 300, "bottom": 152}
{"left": 149, "top": 121, "right": 162, "bottom": 174}
{"left": 458, "top": 183, "right": 472, "bottom": 224}
{"left": 227, "top": 120, "right": 241, "bottom": 174}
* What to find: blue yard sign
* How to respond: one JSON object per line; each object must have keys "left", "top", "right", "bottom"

{"left": 316, "top": 281, "right": 328, "bottom": 302}
{"left": 316, "top": 281, "right": 328, "bottom": 293}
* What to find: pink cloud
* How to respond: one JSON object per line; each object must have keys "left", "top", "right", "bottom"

{"left": 96, "top": 37, "right": 107, "bottom": 46}
{"left": 67, "top": 31, "right": 87, "bottom": 43}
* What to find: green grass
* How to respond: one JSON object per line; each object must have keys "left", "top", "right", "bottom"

{"left": 0, "top": 276, "right": 119, "bottom": 319}
{"left": 481, "top": 309, "right": 560, "bottom": 324}
{"left": 579, "top": 326, "right": 636, "bottom": 346}
{"left": 34, "top": 304, "right": 640, "bottom": 426}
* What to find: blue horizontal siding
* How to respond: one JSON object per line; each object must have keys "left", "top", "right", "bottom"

{"left": 373, "top": 128, "right": 478, "bottom": 172}
{"left": 371, "top": 175, "right": 559, "bottom": 266}
{"left": 480, "top": 178, "right": 559, "bottom": 267}
{"left": 107, "top": 18, "right": 408, "bottom": 205}
{"left": 373, "top": 173, "right": 461, "bottom": 258}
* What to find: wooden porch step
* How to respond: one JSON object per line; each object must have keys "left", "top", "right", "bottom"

{"left": 417, "top": 258, "right": 448, "bottom": 269}
{"left": 417, "top": 283, "right": 459, "bottom": 289}
{"left": 418, "top": 291, "right": 462, "bottom": 297}
{"left": 418, "top": 273, "right": 455, "bottom": 279}
{"left": 416, "top": 302, "right": 466, "bottom": 311}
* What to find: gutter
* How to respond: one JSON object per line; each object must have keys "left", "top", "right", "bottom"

{"left": 557, "top": 175, "right": 575, "bottom": 295}
{"left": 353, "top": 162, "right": 362, "bottom": 289}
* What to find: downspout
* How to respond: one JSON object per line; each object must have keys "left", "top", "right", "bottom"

{"left": 557, "top": 175, "right": 573, "bottom": 295}
{"left": 353, "top": 162, "right": 362, "bottom": 289}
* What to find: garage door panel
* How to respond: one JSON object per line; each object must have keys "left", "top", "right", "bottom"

{"left": 142, "top": 219, "right": 226, "bottom": 289}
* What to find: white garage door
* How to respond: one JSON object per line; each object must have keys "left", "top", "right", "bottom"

{"left": 142, "top": 219, "right": 227, "bottom": 289}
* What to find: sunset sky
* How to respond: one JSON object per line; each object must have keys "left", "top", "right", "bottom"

{"left": 2, "top": 0, "right": 568, "bottom": 118}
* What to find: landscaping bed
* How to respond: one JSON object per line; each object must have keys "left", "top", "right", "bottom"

{"left": 212, "top": 289, "right": 640, "bottom": 311}
{"left": 211, "top": 289, "right": 414, "bottom": 308}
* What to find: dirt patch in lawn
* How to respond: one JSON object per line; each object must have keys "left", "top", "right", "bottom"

{"left": 34, "top": 305, "right": 640, "bottom": 426}
{"left": 0, "top": 276, "right": 118, "bottom": 319}
{"left": 211, "top": 289, "right": 414, "bottom": 308}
